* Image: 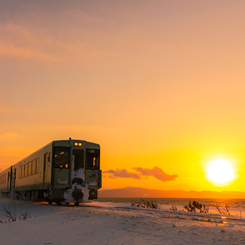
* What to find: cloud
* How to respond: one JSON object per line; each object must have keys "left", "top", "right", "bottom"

{"left": 0, "top": 23, "right": 116, "bottom": 63}
{"left": 0, "top": 43, "right": 56, "bottom": 61}
{"left": 0, "top": 24, "right": 54, "bottom": 61}
{"left": 103, "top": 169, "right": 140, "bottom": 179}
{"left": 132, "top": 166, "right": 178, "bottom": 182}
{"left": 103, "top": 166, "right": 178, "bottom": 182}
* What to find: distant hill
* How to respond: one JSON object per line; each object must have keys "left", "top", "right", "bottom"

{"left": 98, "top": 186, "right": 245, "bottom": 199}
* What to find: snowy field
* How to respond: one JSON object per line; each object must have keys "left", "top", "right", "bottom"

{"left": 1, "top": 198, "right": 245, "bottom": 245}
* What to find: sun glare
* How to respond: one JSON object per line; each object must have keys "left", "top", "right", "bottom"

{"left": 206, "top": 158, "right": 235, "bottom": 185}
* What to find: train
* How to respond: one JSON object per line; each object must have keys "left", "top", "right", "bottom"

{"left": 0, "top": 139, "right": 102, "bottom": 205}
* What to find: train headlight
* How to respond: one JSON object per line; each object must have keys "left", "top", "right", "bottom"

{"left": 74, "top": 142, "right": 82, "bottom": 147}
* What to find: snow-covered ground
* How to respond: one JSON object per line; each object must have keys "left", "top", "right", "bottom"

{"left": 1, "top": 198, "right": 245, "bottom": 245}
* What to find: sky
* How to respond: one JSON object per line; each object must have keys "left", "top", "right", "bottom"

{"left": 1, "top": 0, "right": 245, "bottom": 194}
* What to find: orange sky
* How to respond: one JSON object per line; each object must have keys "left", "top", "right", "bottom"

{"left": 1, "top": 1, "right": 245, "bottom": 194}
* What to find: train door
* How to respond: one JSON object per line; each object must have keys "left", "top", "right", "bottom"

{"left": 7, "top": 168, "right": 12, "bottom": 191}
{"left": 43, "top": 152, "right": 49, "bottom": 188}
{"left": 6, "top": 167, "right": 16, "bottom": 192}
{"left": 10, "top": 166, "right": 16, "bottom": 191}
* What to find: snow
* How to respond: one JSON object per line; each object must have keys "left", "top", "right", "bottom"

{"left": 71, "top": 165, "right": 85, "bottom": 180}
{"left": 1, "top": 198, "right": 245, "bottom": 244}
{"left": 63, "top": 188, "right": 74, "bottom": 202}
{"left": 56, "top": 179, "right": 68, "bottom": 185}
{"left": 63, "top": 166, "right": 97, "bottom": 203}
{"left": 63, "top": 166, "right": 88, "bottom": 203}
{"left": 88, "top": 180, "right": 97, "bottom": 186}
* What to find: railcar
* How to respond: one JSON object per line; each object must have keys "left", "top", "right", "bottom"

{"left": 0, "top": 139, "right": 102, "bottom": 205}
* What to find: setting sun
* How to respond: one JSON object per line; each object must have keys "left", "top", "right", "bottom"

{"left": 206, "top": 158, "right": 235, "bottom": 185}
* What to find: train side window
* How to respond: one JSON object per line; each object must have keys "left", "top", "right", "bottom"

{"left": 0, "top": 174, "right": 5, "bottom": 184}
{"left": 73, "top": 150, "right": 84, "bottom": 171}
{"left": 1, "top": 174, "right": 5, "bottom": 184}
{"left": 54, "top": 147, "right": 69, "bottom": 169}
{"left": 24, "top": 164, "right": 28, "bottom": 177}
{"left": 28, "top": 162, "right": 32, "bottom": 176}
{"left": 19, "top": 167, "right": 22, "bottom": 179}
{"left": 21, "top": 166, "right": 25, "bottom": 178}
{"left": 36, "top": 158, "right": 39, "bottom": 174}
{"left": 32, "top": 160, "right": 36, "bottom": 175}
{"left": 32, "top": 159, "right": 36, "bottom": 174}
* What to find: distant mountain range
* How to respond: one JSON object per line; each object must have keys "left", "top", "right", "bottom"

{"left": 98, "top": 186, "right": 245, "bottom": 199}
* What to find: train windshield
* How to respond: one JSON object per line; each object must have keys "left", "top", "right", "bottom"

{"left": 86, "top": 149, "right": 100, "bottom": 170}
{"left": 54, "top": 147, "right": 69, "bottom": 168}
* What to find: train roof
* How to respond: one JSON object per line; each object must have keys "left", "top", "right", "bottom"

{"left": 0, "top": 139, "right": 100, "bottom": 174}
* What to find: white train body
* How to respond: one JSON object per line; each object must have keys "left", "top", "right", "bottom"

{"left": 0, "top": 139, "right": 102, "bottom": 204}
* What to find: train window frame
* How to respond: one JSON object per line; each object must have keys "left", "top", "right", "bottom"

{"left": 73, "top": 149, "right": 84, "bottom": 171}
{"left": 36, "top": 158, "right": 39, "bottom": 174}
{"left": 32, "top": 159, "right": 36, "bottom": 174}
{"left": 19, "top": 166, "right": 22, "bottom": 179}
{"left": 21, "top": 165, "right": 24, "bottom": 178}
{"left": 24, "top": 164, "right": 28, "bottom": 177}
{"left": 86, "top": 149, "right": 100, "bottom": 170}
{"left": 54, "top": 147, "right": 70, "bottom": 169}
{"left": 28, "top": 162, "right": 32, "bottom": 176}
{"left": 0, "top": 174, "right": 6, "bottom": 184}
{"left": 16, "top": 158, "right": 41, "bottom": 179}
{"left": 32, "top": 160, "right": 36, "bottom": 175}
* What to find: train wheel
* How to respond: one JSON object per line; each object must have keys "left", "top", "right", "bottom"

{"left": 74, "top": 202, "right": 79, "bottom": 206}
{"left": 56, "top": 202, "right": 61, "bottom": 206}
{"left": 48, "top": 200, "right": 53, "bottom": 205}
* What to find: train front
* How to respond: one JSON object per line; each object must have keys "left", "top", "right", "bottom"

{"left": 52, "top": 139, "right": 102, "bottom": 204}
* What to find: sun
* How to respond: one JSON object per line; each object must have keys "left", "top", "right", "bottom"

{"left": 206, "top": 158, "right": 235, "bottom": 185}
